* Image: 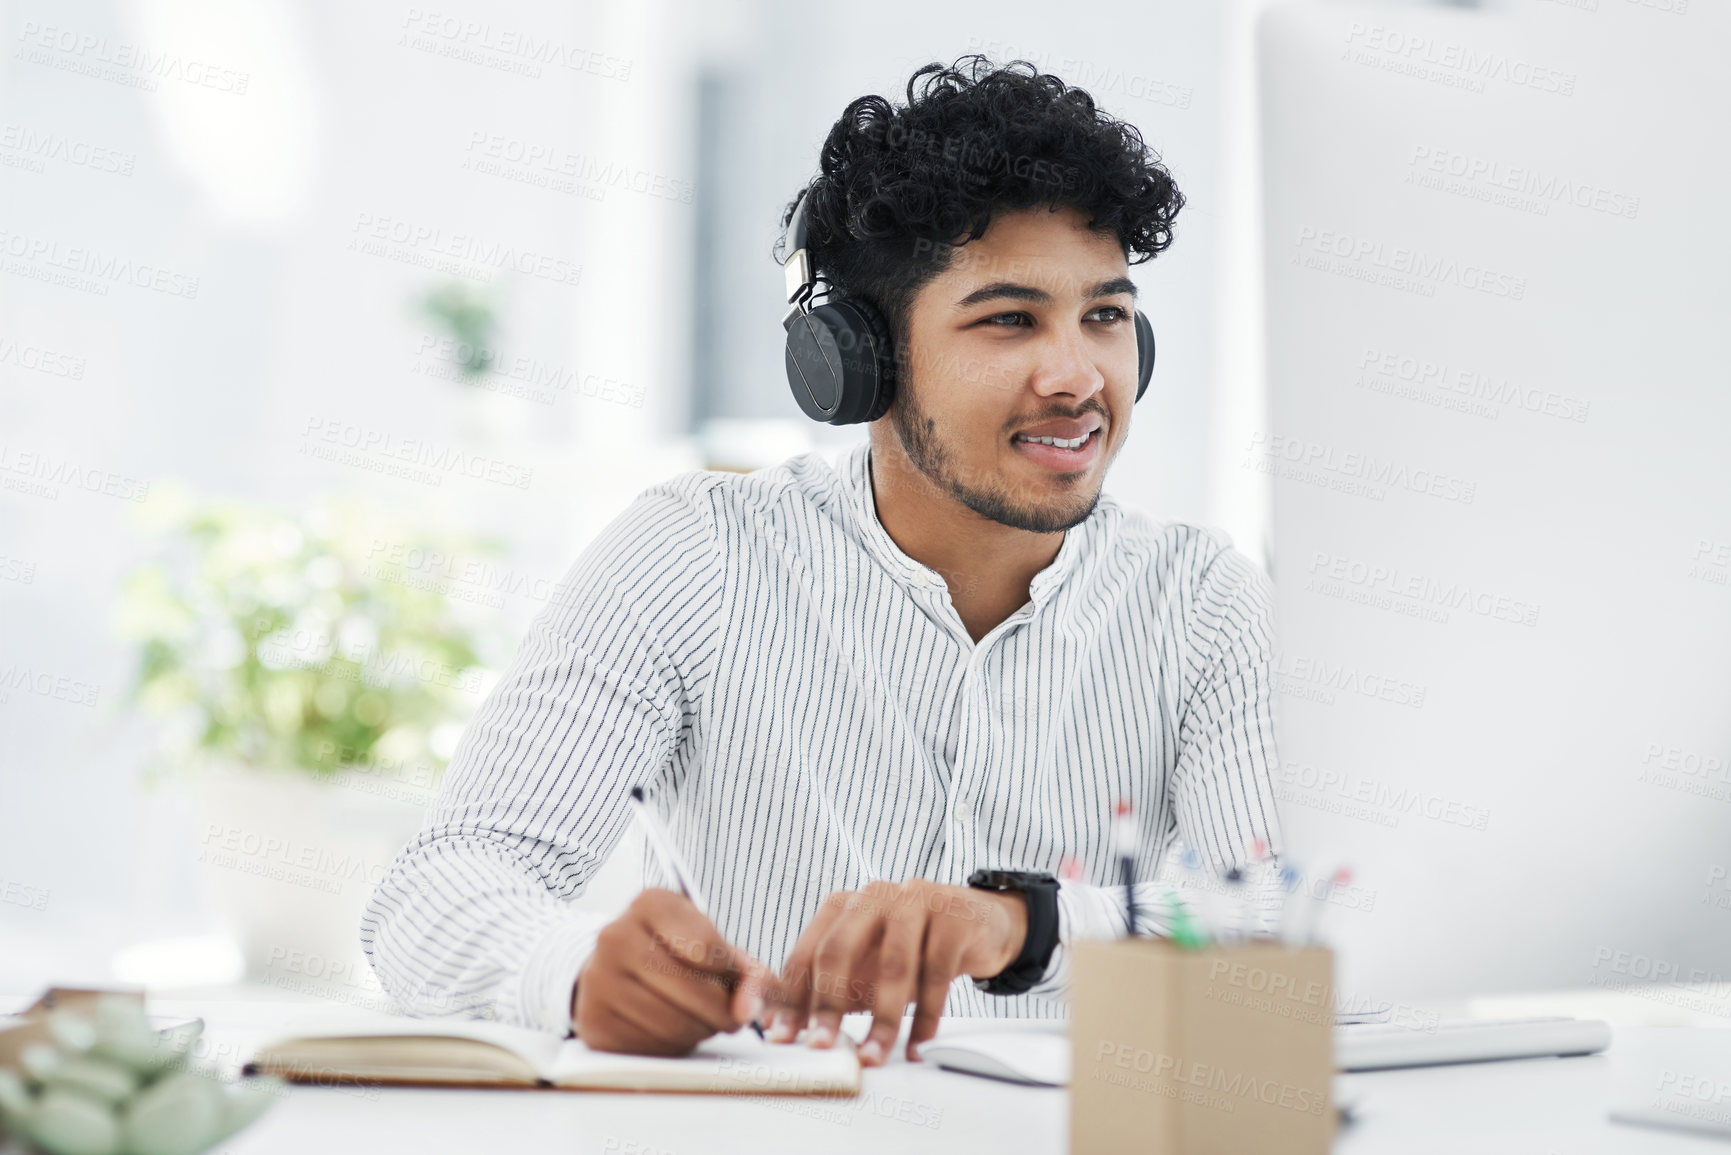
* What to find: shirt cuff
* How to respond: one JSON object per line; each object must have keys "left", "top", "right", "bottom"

{"left": 510, "top": 913, "right": 604, "bottom": 1037}
{"left": 1028, "top": 879, "right": 1112, "bottom": 998}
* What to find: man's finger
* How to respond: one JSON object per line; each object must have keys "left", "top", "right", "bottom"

{"left": 632, "top": 936, "right": 741, "bottom": 1034}
{"left": 769, "top": 897, "right": 849, "bottom": 1041}
{"left": 908, "top": 932, "right": 967, "bottom": 1060}
{"left": 731, "top": 953, "right": 776, "bottom": 1027}
{"left": 638, "top": 891, "right": 746, "bottom": 976}
{"left": 808, "top": 894, "right": 888, "bottom": 1048}
{"left": 862, "top": 889, "right": 927, "bottom": 1067}
{"left": 611, "top": 970, "right": 721, "bottom": 1055}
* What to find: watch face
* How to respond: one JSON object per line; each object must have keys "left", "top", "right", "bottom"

{"left": 970, "top": 869, "right": 1056, "bottom": 890}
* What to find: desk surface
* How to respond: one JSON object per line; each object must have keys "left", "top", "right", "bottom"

{"left": 6, "top": 986, "right": 1730, "bottom": 1153}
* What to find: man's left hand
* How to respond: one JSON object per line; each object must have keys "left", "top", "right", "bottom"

{"left": 767, "top": 879, "right": 1027, "bottom": 1066}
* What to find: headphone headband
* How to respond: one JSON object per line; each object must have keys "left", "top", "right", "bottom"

{"left": 781, "top": 190, "right": 816, "bottom": 330}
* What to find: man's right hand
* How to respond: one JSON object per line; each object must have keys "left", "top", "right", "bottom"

{"left": 571, "top": 888, "right": 771, "bottom": 1055}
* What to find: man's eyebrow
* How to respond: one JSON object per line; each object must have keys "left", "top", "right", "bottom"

{"left": 953, "top": 277, "right": 1139, "bottom": 309}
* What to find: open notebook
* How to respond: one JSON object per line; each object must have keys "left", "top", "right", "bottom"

{"left": 242, "top": 1013, "right": 860, "bottom": 1096}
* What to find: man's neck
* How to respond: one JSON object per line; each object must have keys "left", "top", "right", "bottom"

{"left": 865, "top": 435, "right": 1063, "bottom": 644}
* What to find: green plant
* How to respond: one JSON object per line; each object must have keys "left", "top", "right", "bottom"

{"left": 115, "top": 486, "right": 504, "bottom": 783}
{"left": 420, "top": 279, "right": 499, "bottom": 377}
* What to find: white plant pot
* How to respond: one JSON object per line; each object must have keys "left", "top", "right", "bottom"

{"left": 187, "top": 762, "right": 433, "bottom": 994}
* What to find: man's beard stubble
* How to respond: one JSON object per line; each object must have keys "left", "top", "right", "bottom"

{"left": 889, "top": 382, "right": 1103, "bottom": 535}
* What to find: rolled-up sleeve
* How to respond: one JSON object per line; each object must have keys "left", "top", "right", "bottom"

{"left": 360, "top": 479, "right": 724, "bottom": 1035}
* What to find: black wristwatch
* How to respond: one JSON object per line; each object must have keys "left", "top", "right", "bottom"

{"left": 967, "top": 869, "right": 1060, "bottom": 996}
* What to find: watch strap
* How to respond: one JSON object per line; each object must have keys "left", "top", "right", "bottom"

{"left": 969, "top": 871, "right": 1060, "bottom": 996}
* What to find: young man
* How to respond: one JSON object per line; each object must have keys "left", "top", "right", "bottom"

{"left": 362, "top": 55, "right": 1282, "bottom": 1070}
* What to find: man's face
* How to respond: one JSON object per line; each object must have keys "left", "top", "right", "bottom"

{"left": 886, "top": 203, "right": 1140, "bottom": 534}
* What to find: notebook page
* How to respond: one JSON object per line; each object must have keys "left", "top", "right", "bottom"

{"left": 253, "top": 1011, "right": 570, "bottom": 1079}
{"left": 549, "top": 1029, "right": 861, "bottom": 1094}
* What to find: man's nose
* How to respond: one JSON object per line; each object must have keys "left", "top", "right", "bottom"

{"left": 1029, "top": 323, "right": 1107, "bottom": 399}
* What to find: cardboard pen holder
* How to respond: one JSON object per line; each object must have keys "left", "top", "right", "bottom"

{"left": 1070, "top": 938, "right": 1335, "bottom": 1155}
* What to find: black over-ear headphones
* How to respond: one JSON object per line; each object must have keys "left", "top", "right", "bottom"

{"left": 780, "top": 188, "right": 1156, "bottom": 425}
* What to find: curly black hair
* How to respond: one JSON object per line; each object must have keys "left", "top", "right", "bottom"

{"left": 774, "top": 54, "right": 1184, "bottom": 354}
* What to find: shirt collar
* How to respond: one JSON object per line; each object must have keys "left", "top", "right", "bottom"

{"left": 837, "top": 440, "right": 1092, "bottom": 608}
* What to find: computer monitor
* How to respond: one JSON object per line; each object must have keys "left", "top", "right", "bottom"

{"left": 1257, "top": 0, "right": 1731, "bottom": 1002}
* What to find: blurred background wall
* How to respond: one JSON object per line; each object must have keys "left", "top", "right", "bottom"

{"left": 0, "top": 0, "right": 1246, "bottom": 991}
{"left": 3, "top": 0, "right": 1725, "bottom": 1011}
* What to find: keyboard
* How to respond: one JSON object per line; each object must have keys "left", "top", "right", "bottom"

{"left": 1336, "top": 1015, "right": 1612, "bottom": 1072}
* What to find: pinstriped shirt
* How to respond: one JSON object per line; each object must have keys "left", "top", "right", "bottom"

{"left": 360, "top": 440, "right": 1284, "bottom": 1036}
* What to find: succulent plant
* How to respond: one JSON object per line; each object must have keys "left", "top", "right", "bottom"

{"left": 0, "top": 996, "right": 281, "bottom": 1155}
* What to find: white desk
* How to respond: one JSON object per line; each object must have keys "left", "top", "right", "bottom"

{"left": 7, "top": 986, "right": 1730, "bottom": 1153}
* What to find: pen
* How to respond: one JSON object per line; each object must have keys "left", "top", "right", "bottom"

{"left": 1277, "top": 863, "right": 1304, "bottom": 945}
{"left": 628, "top": 787, "right": 765, "bottom": 1039}
{"left": 1164, "top": 886, "right": 1209, "bottom": 950}
{"left": 1113, "top": 800, "right": 1138, "bottom": 936}
{"left": 1180, "top": 847, "right": 1223, "bottom": 942}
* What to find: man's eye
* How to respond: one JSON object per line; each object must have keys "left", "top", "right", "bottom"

{"left": 1090, "top": 306, "right": 1130, "bottom": 323}
{"left": 982, "top": 312, "right": 1030, "bottom": 327}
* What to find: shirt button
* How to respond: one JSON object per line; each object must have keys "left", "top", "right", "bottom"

{"left": 952, "top": 801, "right": 968, "bottom": 823}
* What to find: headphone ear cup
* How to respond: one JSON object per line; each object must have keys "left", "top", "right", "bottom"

{"left": 784, "top": 295, "right": 897, "bottom": 425}
{"left": 1133, "top": 310, "right": 1156, "bottom": 403}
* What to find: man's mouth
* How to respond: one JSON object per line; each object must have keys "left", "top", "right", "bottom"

{"left": 1009, "top": 425, "right": 1104, "bottom": 470}
{"left": 1012, "top": 431, "right": 1093, "bottom": 450}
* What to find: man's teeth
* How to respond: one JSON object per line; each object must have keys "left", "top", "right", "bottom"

{"left": 1015, "top": 432, "right": 1091, "bottom": 449}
